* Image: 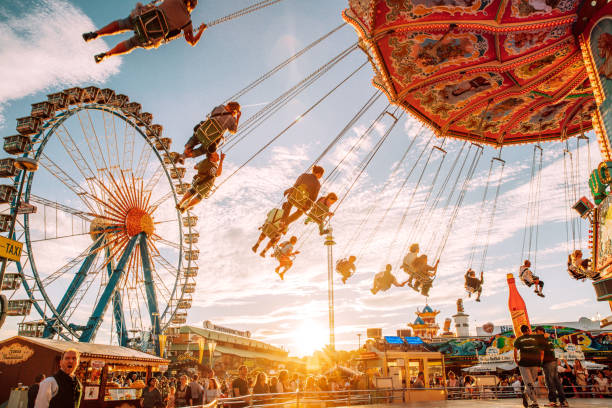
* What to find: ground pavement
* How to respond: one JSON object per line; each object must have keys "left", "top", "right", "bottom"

{"left": 349, "top": 400, "right": 610, "bottom": 408}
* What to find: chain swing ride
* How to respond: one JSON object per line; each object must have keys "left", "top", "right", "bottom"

{"left": 4, "top": 0, "right": 612, "bottom": 350}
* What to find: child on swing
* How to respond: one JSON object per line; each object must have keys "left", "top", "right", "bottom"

{"left": 519, "top": 260, "right": 545, "bottom": 297}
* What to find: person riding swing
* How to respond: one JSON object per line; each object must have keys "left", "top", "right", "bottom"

{"left": 281, "top": 166, "right": 324, "bottom": 227}
{"left": 336, "top": 255, "right": 356, "bottom": 284}
{"left": 400, "top": 243, "right": 420, "bottom": 288}
{"left": 371, "top": 264, "right": 405, "bottom": 294}
{"left": 464, "top": 268, "right": 483, "bottom": 302}
{"left": 304, "top": 193, "right": 337, "bottom": 235}
{"left": 252, "top": 208, "right": 287, "bottom": 257}
{"left": 519, "top": 260, "right": 545, "bottom": 297}
{"left": 176, "top": 151, "right": 224, "bottom": 213}
{"left": 83, "top": 0, "right": 206, "bottom": 63}
{"left": 273, "top": 236, "right": 300, "bottom": 280}
{"left": 411, "top": 255, "right": 438, "bottom": 297}
{"left": 181, "top": 102, "right": 241, "bottom": 163}
{"left": 567, "top": 249, "right": 600, "bottom": 281}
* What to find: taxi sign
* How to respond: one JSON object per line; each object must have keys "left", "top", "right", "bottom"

{"left": 0, "top": 236, "right": 22, "bottom": 261}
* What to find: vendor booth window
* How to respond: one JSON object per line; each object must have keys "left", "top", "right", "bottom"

{"left": 427, "top": 359, "right": 443, "bottom": 385}
{"left": 407, "top": 360, "right": 422, "bottom": 381}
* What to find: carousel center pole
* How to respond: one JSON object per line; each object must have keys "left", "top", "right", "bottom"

{"left": 324, "top": 229, "right": 335, "bottom": 350}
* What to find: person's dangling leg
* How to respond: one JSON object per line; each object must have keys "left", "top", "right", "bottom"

{"left": 183, "top": 195, "right": 203, "bottom": 212}
{"left": 96, "top": 38, "right": 139, "bottom": 63}
{"left": 84, "top": 17, "right": 131, "bottom": 42}
{"left": 252, "top": 233, "right": 266, "bottom": 253}
{"left": 177, "top": 191, "right": 194, "bottom": 212}
{"left": 261, "top": 237, "right": 277, "bottom": 258}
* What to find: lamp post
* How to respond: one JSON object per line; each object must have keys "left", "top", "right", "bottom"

{"left": 357, "top": 333, "right": 362, "bottom": 349}
{"left": 207, "top": 340, "right": 216, "bottom": 368}
{"left": 0, "top": 157, "right": 38, "bottom": 330}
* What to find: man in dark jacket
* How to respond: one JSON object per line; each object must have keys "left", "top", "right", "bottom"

{"left": 35, "top": 349, "right": 82, "bottom": 408}
{"left": 535, "top": 326, "right": 567, "bottom": 407}
{"left": 281, "top": 165, "right": 324, "bottom": 226}
{"left": 28, "top": 374, "right": 45, "bottom": 408}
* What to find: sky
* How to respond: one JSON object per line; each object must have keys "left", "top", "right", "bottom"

{"left": 0, "top": 0, "right": 610, "bottom": 357}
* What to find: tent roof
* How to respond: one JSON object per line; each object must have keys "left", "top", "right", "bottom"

{"left": 1, "top": 336, "right": 168, "bottom": 365}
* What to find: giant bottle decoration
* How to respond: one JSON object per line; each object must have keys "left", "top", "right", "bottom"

{"left": 507, "top": 273, "right": 530, "bottom": 337}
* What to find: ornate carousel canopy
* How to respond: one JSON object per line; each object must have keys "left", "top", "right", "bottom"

{"left": 343, "top": 0, "right": 596, "bottom": 146}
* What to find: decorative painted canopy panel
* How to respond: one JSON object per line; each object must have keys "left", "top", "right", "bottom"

{"left": 343, "top": 0, "right": 595, "bottom": 146}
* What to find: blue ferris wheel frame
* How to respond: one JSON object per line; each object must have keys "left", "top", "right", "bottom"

{"left": 11, "top": 103, "right": 193, "bottom": 345}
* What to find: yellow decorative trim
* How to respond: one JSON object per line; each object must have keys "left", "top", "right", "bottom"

{"left": 580, "top": 34, "right": 605, "bottom": 106}
{"left": 592, "top": 108, "right": 612, "bottom": 161}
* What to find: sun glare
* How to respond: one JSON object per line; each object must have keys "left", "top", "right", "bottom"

{"left": 292, "top": 320, "right": 328, "bottom": 356}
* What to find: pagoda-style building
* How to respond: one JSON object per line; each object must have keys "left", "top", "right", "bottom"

{"left": 408, "top": 304, "right": 440, "bottom": 339}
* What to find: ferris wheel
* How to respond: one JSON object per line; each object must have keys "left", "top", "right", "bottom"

{"left": 0, "top": 86, "right": 198, "bottom": 351}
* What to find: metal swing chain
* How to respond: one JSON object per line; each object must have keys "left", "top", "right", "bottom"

{"left": 224, "top": 23, "right": 347, "bottom": 103}
{"left": 205, "top": 0, "right": 285, "bottom": 28}
{"left": 479, "top": 152, "right": 505, "bottom": 274}
{"left": 340, "top": 125, "right": 422, "bottom": 258}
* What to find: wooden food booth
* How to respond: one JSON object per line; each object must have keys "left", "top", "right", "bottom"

{"left": 0, "top": 336, "right": 169, "bottom": 408}
{"left": 356, "top": 349, "right": 446, "bottom": 402}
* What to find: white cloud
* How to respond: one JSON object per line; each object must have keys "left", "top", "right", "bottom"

{"left": 0, "top": 0, "right": 120, "bottom": 123}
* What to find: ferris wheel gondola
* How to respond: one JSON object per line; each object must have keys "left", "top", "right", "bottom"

{"left": 0, "top": 86, "right": 198, "bottom": 351}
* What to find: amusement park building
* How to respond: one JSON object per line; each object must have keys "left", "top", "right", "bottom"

{"left": 165, "top": 322, "right": 302, "bottom": 375}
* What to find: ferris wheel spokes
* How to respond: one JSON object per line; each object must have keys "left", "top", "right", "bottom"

{"left": 80, "top": 233, "right": 141, "bottom": 342}
{"left": 139, "top": 237, "right": 161, "bottom": 353}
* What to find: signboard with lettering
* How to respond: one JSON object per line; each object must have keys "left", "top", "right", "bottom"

{"left": 203, "top": 320, "right": 251, "bottom": 338}
{"left": 478, "top": 347, "right": 513, "bottom": 364}
{"left": 0, "top": 343, "right": 34, "bottom": 365}
{"left": 0, "top": 236, "right": 22, "bottom": 262}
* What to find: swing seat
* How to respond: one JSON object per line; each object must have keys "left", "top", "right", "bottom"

{"left": 306, "top": 201, "right": 330, "bottom": 225}
{"left": 336, "top": 260, "right": 355, "bottom": 278}
{"left": 287, "top": 184, "right": 311, "bottom": 211}
{"left": 567, "top": 265, "right": 587, "bottom": 280}
{"left": 194, "top": 118, "right": 225, "bottom": 152}
{"left": 191, "top": 176, "right": 215, "bottom": 198}
{"left": 260, "top": 209, "right": 285, "bottom": 238}
{"left": 133, "top": 8, "right": 169, "bottom": 47}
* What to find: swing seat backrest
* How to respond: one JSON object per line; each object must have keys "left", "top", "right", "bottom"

{"left": 262, "top": 209, "right": 284, "bottom": 238}
{"left": 195, "top": 118, "right": 224, "bottom": 149}
{"left": 307, "top": 201, "right": 329, "bottom": 224}
{"left": 288, "top": 185, "right": 310, "bottom": 210}
{"left": 133, "top": 8, "right": 170, "bottom": 46}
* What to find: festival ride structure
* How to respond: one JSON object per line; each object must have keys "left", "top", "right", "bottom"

{"left": 340, "top": 0, "right": 612, "bottom": 311}
{"left": 0, "top": 87, "right": 199, "bottom": 352}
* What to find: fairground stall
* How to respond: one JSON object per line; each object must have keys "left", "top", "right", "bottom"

{"left": 355, "top": 335, "right": 446, "bottom": 402}
{"left": 0, "top": 336, "right": 169, "bottom": 408}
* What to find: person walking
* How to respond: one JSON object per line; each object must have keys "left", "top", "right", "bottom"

{"left": 534, "top": 326, "right": 567, "bottom": 407}
{"left": 34, "top": 349, "right": 82, "bottom": 408}
{"left": 188, "top": 374, "right": 204, "bottom": 406}
{"left": 514, "top": 325, "right": 544, "bottom": 408}
{"left": 141, "top": 377, "right": 164, "bottom": 408}
{"left": 28, "top": 374, "right": 45, "bottom": 408}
